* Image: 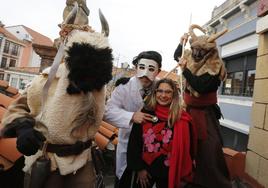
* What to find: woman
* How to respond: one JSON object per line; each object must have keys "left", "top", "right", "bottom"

{"left": 127, "top": 78, "right": 192, "bottom": 188}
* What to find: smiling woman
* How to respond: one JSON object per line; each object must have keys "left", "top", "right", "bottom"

{"left": 127, "top": 78, "right": 193, "bottom": 188}
{"left": 155, "top": 83, "right": 174, "bottom": 106}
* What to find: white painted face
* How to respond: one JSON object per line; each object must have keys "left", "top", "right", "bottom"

{"left": 136, "top": 59, "right": 159, "bottom": 81}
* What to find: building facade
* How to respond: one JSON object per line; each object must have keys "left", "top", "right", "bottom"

{"left": 205, "top": 0, "right": 258, "bottom": 151}
{"left": 0, "top": 23, "right": 53, "bottom": 91}
{"left": 245, "top": 0, "right": 268, "bottom": 186}
{"left": 0, "top": 22, "right": 24, "bottom": 81}
{"left": 6, "top": 25, "right": 53, "bottom": 68}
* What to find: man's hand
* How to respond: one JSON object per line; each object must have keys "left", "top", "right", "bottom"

{"left": 132, "top": 112, "right": 153, "bottom": 124}
{"left": 16, "top": 126, "right": 46, "bottom": 156}
{"left": 136, "top": 169, "right": 151, "bottom": 188}
{"left": 180, "top": 33, "right": 189, "bottom": 45}
{"left": 178, "top": 58, "right": 187, "bottom": 71}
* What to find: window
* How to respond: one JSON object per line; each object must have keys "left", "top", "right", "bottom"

{"left": 223, "top": 72, "right": 243, "bottom": 96}
{"left": 6, "top": 74, "right": 10, "bottom": 82}
{"left": 10, "top": 77, "right": 18, "bottom": 88}
{"left": 1, "top": 57, "right": 7, "bottom": 68}
{"left": 19, "top": 78, "right": 26, "bottom": 90}
{"left": 3, "top": 41, "right": 10, "bottom": 54}
{"left": 9, "top": 59, "right": 16, "bottom": 67}
{"left": 245, "top": 70, "right": 255, "bottom": 97}
{"left": 222, "top": 52, "right": 256, "bottom": 97}
{"left": 11, "top": 44, "right": 19, "bottom": 56}
{"left": 0, "top": 73, "right": 4, "bottom": 80}
{"left": 0, "top": 37, "right": 2, "bottom": 49}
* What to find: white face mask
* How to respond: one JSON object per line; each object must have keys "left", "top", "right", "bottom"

{"left": 136, "top": 59, "right": 159, "bottom": 81}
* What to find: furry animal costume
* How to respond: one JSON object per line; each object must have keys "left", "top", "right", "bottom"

{"left": 1, "top": 18, "right": 113, "bottom": 176}
{"left": 174, "top": 25, "right": 232, "bottom": 188}
{"left": 183, "top": 24, "right": 227, "bottom": 97}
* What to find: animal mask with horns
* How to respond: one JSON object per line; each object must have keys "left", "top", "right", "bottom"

{"left": 182, "top": 24, "right": 228, "bottom": 97}
{"left": 45, "top": 1, "right": 113, "bottom": 96}
{"left": 183, "top": 24, "right": 227, "bottom": 79}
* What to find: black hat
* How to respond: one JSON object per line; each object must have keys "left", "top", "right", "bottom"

{"left": 132, "top": 51, "right": 162, "bottom": 68}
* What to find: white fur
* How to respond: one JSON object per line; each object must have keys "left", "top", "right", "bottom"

{"left": 23, "top": 63, "right": 106, "bottom": 175}
{"left": 65, "top": 30, "right": 109, "bottom": 52}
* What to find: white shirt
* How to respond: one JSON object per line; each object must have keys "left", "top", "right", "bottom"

{"left": 104, "top": 76, "right": 144, "bottom": 178}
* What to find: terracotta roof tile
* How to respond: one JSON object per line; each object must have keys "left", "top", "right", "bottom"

{"left": 0, "top": 93, "right": 15, "bottom": 108}
{"left": 22, "top": 25, "right": 53, "bottom": 46}
{"left": 0, "top": 106, "right": 6, "bottom": 121}
{"left": 95, "top": 121, "right": 119, "bottom": 150}
{"left": 223, "top": 147, "right": 245, "bottom": 179}
{"left": 0, "top": 138, "right": 22, "bottom": 164}
{"left": 0, "top": 80, "right": 19, "bottom": 97}
{"left": 5, "top": 86, "right": 18, "bottom": 95}
{"left": 0, "top": 80, "right": 9, "bottom": 89}
{"left": 11, "top": 93, "right": 20, "bottom": 99}
{"left": 0, "top": 85, "right": 22, "bottom": 170}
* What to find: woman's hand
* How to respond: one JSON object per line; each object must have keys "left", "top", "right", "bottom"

{"left": 178, "top": 58, "right": 187, "bottom": 71}
{"left": 136, "top": 169, "right": 151, "bottom": 188}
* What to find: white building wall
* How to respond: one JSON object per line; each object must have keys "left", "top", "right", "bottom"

{"left": 221, "top": 34, "right": 258, "bottom": 57}
{"left": 6, "top": 26, "right": 32, "bottom": 42}
{"left": 256, "top": 14, "right": 268, "bottom": 33}
{"left": 6, "top": 26, "right": 41, "bottom": 67}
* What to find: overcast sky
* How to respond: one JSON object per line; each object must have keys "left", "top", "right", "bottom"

{"left": 1, "top": 0, "right": 225, "bottom": 71}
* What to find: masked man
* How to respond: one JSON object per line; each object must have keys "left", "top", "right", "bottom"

{"left": 104, "top": 51, "right": 162, "bottom": 188}
{"left": 0, "top": 2, "right": 113, "bottom": 188}
{"left": 174, "top": 25, "right": 232, "bottom": 188}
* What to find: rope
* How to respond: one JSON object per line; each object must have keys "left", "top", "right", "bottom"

{"left": 178, "top": 38, "right": 187, "bottom": 103}
{"left": 164, "top": 37, "right": 188, "bottom": 103}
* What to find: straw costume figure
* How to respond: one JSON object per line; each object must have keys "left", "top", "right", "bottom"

{"left": 174, "top": 24, "right": 232, "bottom": 188}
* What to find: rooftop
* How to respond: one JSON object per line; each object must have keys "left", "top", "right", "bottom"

{"left": 0, "top": 26, "right": 23, "bottom": 45}
{"left": 22, "top": 25, "right": 53, "bottom": 46}
{"left": 0, "top": 81, "right": 21, "bottom": 171}
{"left": 5, "top": 25, "right": 53, "bottom": 47}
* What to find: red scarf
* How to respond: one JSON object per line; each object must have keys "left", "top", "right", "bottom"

{"left": 142, "top": 105, "right": 172, "bottom": 165}
{"left": 155, "top": 104, "right": 170, "bottom": 120}
{"left": 169, "top": 109, "right": 193, "bottom": 188}
{"left": 147, "top": 105, "right": 192, "bottom": 188}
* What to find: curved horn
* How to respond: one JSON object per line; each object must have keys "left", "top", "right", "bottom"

{"left": 207, "top": 29, "right": 228, "bottom": 43}
{"left": 63, "top": 2, "right": 79, "bottom": 25}
{"left": 188, "top": 24, "right": 206, "bottom": 40}
{"left": 99, "top": 9, "right": 109, "bottom": 37}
